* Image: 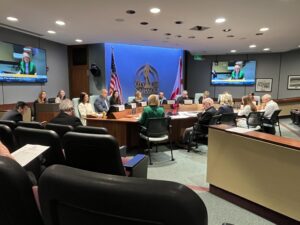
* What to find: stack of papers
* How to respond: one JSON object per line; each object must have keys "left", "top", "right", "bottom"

{"left": 226, "top": 127, "right": 251, "bottom": 134}
{"left": 11, "top": 144, "right": 49, "bottom": 166}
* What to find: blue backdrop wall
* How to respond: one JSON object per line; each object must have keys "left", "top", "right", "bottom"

{"left": 105, "top": 43, "right": 183, "bottom": 102}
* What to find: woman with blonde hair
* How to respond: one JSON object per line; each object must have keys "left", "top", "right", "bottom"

{"left": 218, "top": 93, "right": 234, "bottom": 114}
{"left": 139, "top": 94, "right": 164, "bottom": 126}
{"left": 132, "top": 90, "right": 144, "bottom": 103}
{"left": 33, "top": 90, "right": 47, "bottom": 120}
{"left": 237, "top": 95, "right": 257, "bottom": 128}
{"left": 55, "top": 90, "right": 66, "bottom": 103}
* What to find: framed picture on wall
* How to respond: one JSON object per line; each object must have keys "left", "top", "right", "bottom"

{"left": 287, "top": 75, "right": 300, "bottom": 90}
{"left": 255, "top": 78, "right": 273, "bottom": 92}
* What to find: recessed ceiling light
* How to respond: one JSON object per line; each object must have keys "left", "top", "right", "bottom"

{"left": 75, "top": 39, "right": 83, "bottom": 43}
{"left": 207, "top": 36, "right": 214, "bottom": 39}
{"left": 249, "top": 44, "right": 256, "bottom": 48}
{"left": 140, "top": 22, "right": 148, "bottom": 25}
{"left": 256, "top": 33, "right": 263, "bottom": 36}
{"left": 47, "top": 30, "right": 56, "bottom": 34}
{"left": 115, "top": 18, "right": 125, "bottom": 22}
{"left": 298, "top": 45, "right": 300, "bottom": 48}
{"left": 215, "top": 17, "right": 226, "bottom": 24}
{"left": 230, "top": 50, "right": 237, "bottom": 53}
{"left": 176, "top": 35, "right": 182, "bottom": 38}
{"left": 150, "top": 8, "right": 160, "bottom": 14}
{"left": 165, "top": 33, "right": 171, "bottom": 36}
{"left": 259, "top": 27, "right": 269, "bottom": 32}
{"left": 223, "top": 28, "right": 231, "bottom": 32}
{"left": 56, "top": 20, "right": 65, "bottom": 26}
{"left": 6, "top": 16, "right": 18, "bottom": 22}
{"left": 263, "top": 48, "right": 270, "bottom": 51}
{"left": 175, "top": 21, "right": 183, "bottom": 24}
{"left": 188, "top": 36, "right": 196, "bottom": 39}
{"left": 126, "top": 10, "right": 136, "bottom": 14}
{"left": 151, "top": 28, "right": 158, "bottom": 31}
{"left": 227, "top": 35, "right": 235, "bottom": 38}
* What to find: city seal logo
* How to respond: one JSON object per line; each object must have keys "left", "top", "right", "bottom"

{"left": 135, "top": 64, "right": 159, "bottom": 96}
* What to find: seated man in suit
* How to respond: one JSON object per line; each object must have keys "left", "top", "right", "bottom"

{"left": 1, "top": 101, "right": 28, "bottom": 122}
{"left": 158, "top": 91, "right": 167, "bottom": 105}
{"left": 176, "top": 90, "right": 190, "bottom": 104}
{"left": 182, "top": 98, "right": 217, "bottom": 145}
{"left": 50, "top": 99, "right": 82, "bottom": 127}
{"left": 94, "top": 89, "right": 110, "bottom": 113}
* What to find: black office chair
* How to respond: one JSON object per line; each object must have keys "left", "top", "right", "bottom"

{"left": 17, "top": 121, "right": 44, "bottom": 129}
{"left": 246, "top": 111, "right": 265, "bottom": 128}
{"left": 45, "top": 123, "right": 74, "bottom": 140}
{"left": 187, "top": 114, "right": 221, "bottom": 152}
{"left": 262, "top": 109, "right": 282, "bottom": 136}
{"left": 63, "top": 132, "right": 148, "bottom": 178}
{"left": 0, "top": 124, "right": 17, "bottom": 152}
{"left": 219, "top": 113, "right": 237, "bottom": 126}
{"left": 39, "top": 165, "right": 208, "bottom": 225}
{"left": 139, "top": 117, "right": 174, "bottom": 165}
{"left": 0, "top": 119, "right": 17, "bottom": 130}
{"left": 0, "top": 156, "right": 43, "bottom": 225}
{"left": 74, "top": 125, "right": 108, "bottom": 134}
{"left": 290, "top": 109, "right": 299, "bottom": 124}
{"left": 14, "top": 127, "right": 65, "bottom": 167}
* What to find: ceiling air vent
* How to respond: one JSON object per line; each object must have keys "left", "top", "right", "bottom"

{"left": 0, "top": 23, "right": 44, "bottom": 37}
{"left": 190, "top": 26, "right": 209, "bottom": 31}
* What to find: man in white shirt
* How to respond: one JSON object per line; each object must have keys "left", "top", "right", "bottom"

{"left": 262, "top": 94, "right": 280, "bottom": 134}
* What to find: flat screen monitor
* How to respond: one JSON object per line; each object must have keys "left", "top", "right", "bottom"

{"left": 0, "top": 41, "right": 47, "bottom": 83}
{"left": 211, "top": 60, "right": 256, "bottom": 86}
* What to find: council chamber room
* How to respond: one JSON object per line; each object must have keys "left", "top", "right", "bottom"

{"left": 0, "top": 1, "right": 300, "bottom": 225}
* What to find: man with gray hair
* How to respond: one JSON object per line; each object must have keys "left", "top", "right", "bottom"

{"left": 181, "top": 97, "right": 217, "bottom": 146}
{"left": 176, "top": 90, "right": 190, "bottom": 104}
{"left": 261, "top": 94, "right": 279, "bottom": 134}
{"left": 50, "top": 99, "right": 82, "bottom": 127}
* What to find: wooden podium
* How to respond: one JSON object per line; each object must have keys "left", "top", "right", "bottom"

{"left": 35, "top": 103, "right": 60, "bottom": 122}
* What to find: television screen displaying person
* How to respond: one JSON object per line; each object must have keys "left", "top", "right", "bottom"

{"left": 109, "top": 90, "right": 121, "bottom": 105}
{"left": 176, "top": 90, "right": 189, "bottom": 104}
{"left": 50, "top": 99, "right": 82, "bottom": 127}
{"left": 19, "top": 52, "right": 36, "bottom": 75}
{"left": 94, "top": 89, "right": 110, "bottom": 113}
{"left": 55, "top": 90, "right": 66, "bottom": 103}
{"left": 1, "top": 101, "right": 28, "bottom": 122}
{"left": 231, "top": 64, "right": 245, "bottom": 80}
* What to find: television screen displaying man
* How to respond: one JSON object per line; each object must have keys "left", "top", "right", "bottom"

{"left": 19, "top": 52, "right": 36, "bottom": 75}
{"left": 231, "top": 64, "right": 245, "bottom": 80}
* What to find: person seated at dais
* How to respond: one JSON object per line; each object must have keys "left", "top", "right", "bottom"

{"left": 198, "top": 90, "right": 210, "bottom": 104}
{"left": 132, "top": 90, "right": 144, "bottom": 103}
{"left": 109, "top": 90, "right": 121, "bottom": 105}
{"left": 176, "top": 90, "right": 190, "bottom": 104}
{"left": 94, "top": 89, "right": 110, "bottom": 113}
{"left": 55, "top": 90, "right": 66, "bottom": 103}
{"left": 78, "top": 92, "right": 98, "bottom": 126}
{"left": 158, "top": 91, "right": 167, "bottom": 105}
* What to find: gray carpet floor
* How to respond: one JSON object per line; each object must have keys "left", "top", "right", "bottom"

{"left": 147, "top": 118, "right": 299, "bottom": 225}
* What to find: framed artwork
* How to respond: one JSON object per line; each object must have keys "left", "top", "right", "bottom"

{"left": 255, "top": 78, "right": 273, "bottom": 92}
{"left": 287, "top": 75, "right": 300, "bottom": 90}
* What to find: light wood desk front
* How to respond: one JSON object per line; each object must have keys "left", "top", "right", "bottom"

{"left": 207, "top": 125, "right": 300, "bottom": 223}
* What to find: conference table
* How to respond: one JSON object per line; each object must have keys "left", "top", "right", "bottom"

{"left": 86, "top": 104, "right": 204, "bottom": 149}
{"left": 207, "top": 125, "right": 300, "bottom": 224}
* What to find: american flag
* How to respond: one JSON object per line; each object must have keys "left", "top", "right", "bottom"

{"left": 108, "top": 50, "right": 123, "bottom": 103}
{"left": 170, "top": 57, "right": 183, "bottom": 100}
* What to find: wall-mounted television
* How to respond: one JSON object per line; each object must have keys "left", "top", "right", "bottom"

{"left": 0, "top": 41, "right": 47, "bottom": 83}
{"left": 211, "top": 60, "right": 256, "bottom": 86}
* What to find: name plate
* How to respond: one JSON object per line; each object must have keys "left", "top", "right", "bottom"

{"left": 167, "top": 100, "right": 175, "bottom": 104}
{"left": 131, "top": 103, "right": 137, "bottom": 109}
{"left": 184, "top": 99, "right": 193, "bottom": 105}
{"left": 115, "top": 104, "right": 125, "bottom": 111}
{"left": 140, "top": 101, "right": 147, "bottom": 107}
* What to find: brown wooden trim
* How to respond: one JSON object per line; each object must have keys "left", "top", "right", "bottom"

{"left": 210, "top": 185, "right": 300, "bottom": 225}
{"left": 275, "top": 97, "right": 300, "bottom": 104}
{"left": 0, "top": 102, "right": 34, "bottom": 111}
{"left": 209, "top": 125, "right": 300, "bottom": 150}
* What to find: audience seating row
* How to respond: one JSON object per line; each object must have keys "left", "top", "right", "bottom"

{"left": 0, "top": 156, "right": 208, "bottom": 225}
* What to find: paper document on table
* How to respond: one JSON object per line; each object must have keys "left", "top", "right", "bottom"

{"left": 11, "top": 144, "right": 49, "bottom": 166}
{"left": 170, "top": 114, "right": 189, "bottom": 119}
{"left": 226, "top": 127, "right": 251, "bottom": 134}
{"left": 178, "top": 111, "right": 198, "bottom": 117}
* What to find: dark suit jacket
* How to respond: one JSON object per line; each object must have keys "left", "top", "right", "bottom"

{"left": 50, "top": 112, "right": 82, "bottom": 127}
{"left": 1, "top": 110, "right": 23, "bottom": 122}
{"left": 94, "top": 96, "right": 110, "bottom": 112}
{"left": 176, "top": 96, "right": 189, "bottom": 104}
{"left": 196, "top": 106, "right": 217, "bottom": 134}
{"left": 217, "top": 104, "right": 234, "bottom": 115}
